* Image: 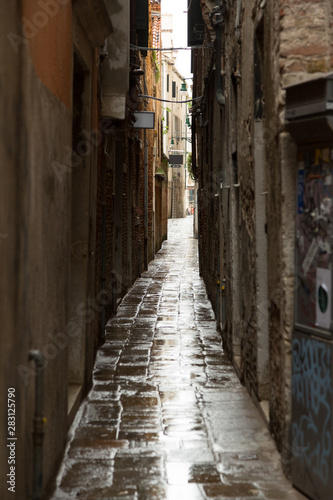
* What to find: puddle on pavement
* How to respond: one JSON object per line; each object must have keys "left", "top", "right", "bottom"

{"left": 50, "top": 218, "right": 303, "bottom": 500}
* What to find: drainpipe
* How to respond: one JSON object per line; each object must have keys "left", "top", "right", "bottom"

{"left": 143, "top": 58, "right": 148, "bottom": 270}
{"left": 191, "top": 52, "right": 200, "bottom": 249}
{"left": 100, "top": 182, "right": 106, "bottom": 342}
{"left": 216, "top": 271, "right": 220, "bottom": 327}
{"left": 99, "top": 130, "right": 108, "bottom": 341}
{"left": 144, "top": 128, "right": 148, "bottom": 269}
{"left": 138, "top": 239, "right": 142, "bottom": 275}
{"left": 235, "top": 0, "right": 242, "bottom": 41}
{"left": 215, "top": 13, "right": 225, "bottom": 106}
{"left": 29, "top": 350, "right": 45, "bottom": 500}
{"left": 221, "top": 279, "right": 226, "bottom": 332}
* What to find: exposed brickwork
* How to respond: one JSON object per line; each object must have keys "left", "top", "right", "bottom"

{"left": 194, "top": 0, "right": 333, "bottom": 478}
{"left": 267, "top": 0, "right": 333, "bottom": 468}
{"left": 94, "top": 135, "right": 104, "bottom": 347}
{"left": 151, "top": 0, "right": 161, "bottom": 64}
{"left": 94, "top": 0, "right": 166, "bottom": 344}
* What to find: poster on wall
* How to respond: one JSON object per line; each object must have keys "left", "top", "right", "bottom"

{"left": 295, "top": 147, "right": 333, "bottom": 333}
{"left": 316, "top": 268, "right": 332, "bottom": 329}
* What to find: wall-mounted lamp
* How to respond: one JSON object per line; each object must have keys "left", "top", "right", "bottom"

{"left": 171, "top": 136, "right": 192, "bottom": 143}
{"left": 180, "top": 79, "right": 187, "bottom": 93}
{"left": 180, "top": 78, "right": 193, "bottom": 95}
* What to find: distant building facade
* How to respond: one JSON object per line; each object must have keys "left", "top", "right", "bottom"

{"left": 161, "top": 12, "right": 191, "bottom": 219}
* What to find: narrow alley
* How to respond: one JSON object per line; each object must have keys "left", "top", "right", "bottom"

{"left": 2, "top": 2, "right": 333, "bottom": 500}
{"left": 50, "top": 217, "right": 304, "bottom": 500}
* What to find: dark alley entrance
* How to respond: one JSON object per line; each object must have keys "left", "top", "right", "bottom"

{"left": 50, "top": 217, "right": 305, "bottom": 500}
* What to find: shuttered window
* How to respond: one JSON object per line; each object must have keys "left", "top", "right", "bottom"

{"left": 136, "top": 0, "right": 149, "bottom": 55}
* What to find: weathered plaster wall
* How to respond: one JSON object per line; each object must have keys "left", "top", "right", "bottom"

{"left": 195, "top": 0, "right": 333, "bottom": 478}
{"left": 1, "top": 1, "right": 113, "bottom": 497}
{"left": 1, "top": 4, "right": 26, "bottom": 499}
{"left": 22, "top": 57, "right": 72, "bottom": 497}
{"left": 1, "top": 3, "right": 72, "bottom": 497}
{"left": 22, "top": 0, "right": 72, "bottom": 108}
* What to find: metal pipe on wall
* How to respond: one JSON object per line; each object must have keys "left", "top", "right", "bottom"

{"left": 143, "top": 57, "right": 149, "bottom": 269}
{"left": 100, "top": 196, "right": 106, "bottom": 342}
{"left": 235, "top": 0, "right": 242, "bottom": 40}
{"left": 100, "top": 130, "right": 108, "bottom": 341}
{"left": 215, "top": 16, "right": 225, "bottom": 106}
{"left": 28, "top": 350, "right": 45, "bottom": 500}
{"left": 221, "top": 279, "right": 226, "bottom": 332}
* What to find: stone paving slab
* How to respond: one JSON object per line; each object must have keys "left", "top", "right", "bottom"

{"left": 50, "top": 217, "right": 307, "bottom": 500}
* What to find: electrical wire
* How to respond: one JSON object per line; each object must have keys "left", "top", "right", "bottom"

{"left": 187, "top": 0, "right": 194, "bottom": 13}
{"left": 130, "top": 44, "right": 212, "bottom": 51}
{"left": 138, "top": 94, "right": 202, "bottom": 104}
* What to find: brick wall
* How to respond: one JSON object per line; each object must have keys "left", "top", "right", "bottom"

{"left": 94, "top": 128, "right": 114, "bottom": 344}
{"left": 194, "top": 0, "right": 333, "bottom": 476}
{"left": 94, "top": 136, "right": 103, "bottom": 345}
{"left": 94, "top": 0, "right": 165, "bottom": 335}
{"left": 155, "top": 179, "right": 162, "bottom": 253}
{"left": 154, "top": 175, "right": 168, "bottom": 253}
{"left": 132, "top": 136, "right": 145, "bottom": 278}
{"left": 122, "top": 138, "right": 129, "bottom": 294}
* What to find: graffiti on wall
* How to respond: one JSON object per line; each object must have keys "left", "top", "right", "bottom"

{"left": 295, "top": 148, "right": 333, "bottom": 330}
{"left": 292, "top": 336, "right": 332, "bottom": 485}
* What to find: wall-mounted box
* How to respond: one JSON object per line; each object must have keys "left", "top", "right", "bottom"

{"left": 133, "top": 111, "right": 155, "bottom": 129}
{"left": 101, "top": 0, "right": 129, "bottom": 120}
{"left": 169, "top": 154, "right": 183, "bottom": 165}
{"left": 285, "top": 72, "right": 333, "bottom": 144}
{"left": 285, "top": 72, "right": 333, "bottom": 500}
{"left": 187, "top": 0, "right": 204, "bottom": 47}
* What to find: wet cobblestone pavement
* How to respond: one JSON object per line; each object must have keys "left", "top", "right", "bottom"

{"left": 51, "top": 218, "right": 307, "bottom": 500}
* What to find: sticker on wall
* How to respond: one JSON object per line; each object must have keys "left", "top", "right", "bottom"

{"left": 315, "top": 148, "right": 322, "bottom": 165}
{"left": 301, "top": 238, "right": 318, "bottom": 277}
{"left": 316, "top": 268, "right": 331, "bottom": 330}
{"left": 324, "top": 171, "right": 333, "bottom": 186}
{"left": 322, "top": 147, "right": 330, "bottom": 163}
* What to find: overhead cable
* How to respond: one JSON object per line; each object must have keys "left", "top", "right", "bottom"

{"left": 130, "top": 44, "right": 212, "bottom": 51}
{"left": 138, "top": 94, "right": 202, "bottom": 104}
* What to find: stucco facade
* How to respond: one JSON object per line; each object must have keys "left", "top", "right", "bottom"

{"left": 161, "top": 13, "right": 191, "bottom": 219}
{"left": 1, "top": 2, "right": 109, "bottom": 498}
{"left": 0, "top": 1, "right": 166, "bottom": 498}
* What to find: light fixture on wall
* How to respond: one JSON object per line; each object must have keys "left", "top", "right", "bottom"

{"left": 131, "top": 68, "right": 144, "bottom": 77}
{"left": 170, "top": 136, "right": 192, "bottom": 144}
{"left": 180, "top": 79, "right": 187, "bottom": 93}
{"left": 180, "top": 78, "right": 193, "bottom": 95}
